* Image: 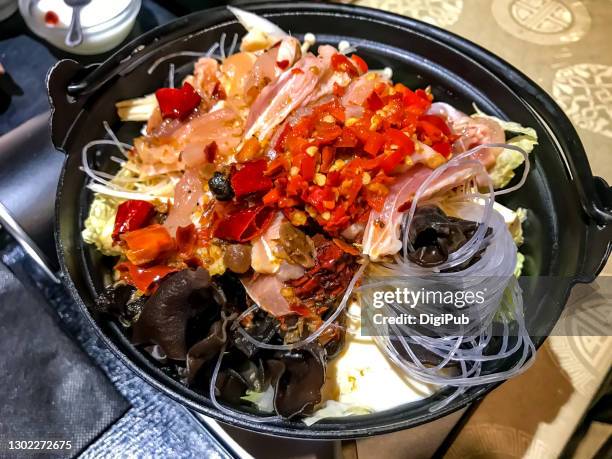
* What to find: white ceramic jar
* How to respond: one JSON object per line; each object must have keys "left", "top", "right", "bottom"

{"left": 19, "top": 0, "right": 141, "bottom": 55}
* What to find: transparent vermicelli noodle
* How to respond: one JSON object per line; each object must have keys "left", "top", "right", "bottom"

{"left": 359, "top": 144, "right": 535, "bottom": 408}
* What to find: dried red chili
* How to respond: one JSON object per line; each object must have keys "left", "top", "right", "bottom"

{"left": 121, "top": 224, "right": 175, "bottom": 266}
{"left": 213, "top": 206, "right": 275, "bottom": 242}
{"left": 112, "top": 200, "right": 155, "bottom": 242}
{"left": 230, "top": 160, "right": 273, "bottom": 198}
{"left": 115, "top": 261, "right": 177, "bottom": 293}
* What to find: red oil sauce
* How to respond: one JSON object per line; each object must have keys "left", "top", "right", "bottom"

{"left": 44, "top": 11, "right": 59, "bottom": 27}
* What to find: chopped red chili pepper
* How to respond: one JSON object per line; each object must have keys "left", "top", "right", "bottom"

{"left": 365, "top": 91, "right": 384, "bottom": 111}
{"left": 274, "top": 123, "right": 292, "bottom": 152}
{"left": 211, "top": 81, "right": 226, "bottom": 101}
{"left": 381, "top": 150, "right": 406, "bottom": 175}
{"left": 112, "top": 200, "right": 155, "bottom": 242}
{"left": 363, "top": 131, "right": 386, "bottom": 156}
{"left": 417, "top": 120, "right": 445, "bottom": 143}
{"left": 278, "top": 197, "right": 299, "bottom": 208}
{"left": 431, "top": 141, "right": 452, "bottom": 158}
{"left": 225, "top": 81, "right": 449, "bottom": 237}
{"left": 155, "top": 82, "right": 201, "bottom": 120}
{"left": 418, "top": 114, "right": 452, "bottom": 136}
{"left": 326, "top": 171, "right": 342, "bottom": 187}
{"left": 320, "top": 146, "right": 335, "bottom": 173}
{"left": 265, "top": 156, "right": 289, "bottom": 177}
{"left": 304, "top": 186, "right": 335, "bottom": 213}
{"left": 364, "top": 189, "right": 387, "bottom": 212}
{"left": 335, "top": 127, "right": 358, "bottom": 148}
{"left": 399, "top": 86, "right": 431, "bottom": 111}
{"left": 231, "top": 160, "right": 273, "bottom": 198}
{"left": 313, "top": 122, "right": 342, "bottom": 144}
{"left": 332, "top": 82, "right": 346, "bottom": 97}
{"left": 286, "top": 135, "right": 309, "bottom": 157}
{"left": 314, "top": 98, "right": 346, "bottom": 123}
{"left": 386, "top": 128, "right": 415, "bottom": 155}
{"left": 262, "top": 187, "right": 281, "bottom": 205}
{"left": 286, "top": 175, "right": 308, "bottom": 196}
{"left": 331, "top": 53, "right": 358, "bottom": 76}
{"left": 300, "top": 153, "right": 318, "bottom": 182}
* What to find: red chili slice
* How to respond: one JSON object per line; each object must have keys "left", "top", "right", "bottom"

{"left": 381, "top": 150, "right": 406, "bottom": 175}
{"left": 335, "top": 127, "right": 358, "bottom": 148}
{"left": 419, "top": 114, "right": 452, "bottom": 136}
{"left": 300, "top": 153, "right": 318, "bottom": 182}
{"left": 320, "top": 146, "right": 335, "bottom": 173}
{"left": 332, "top": 238, "right": 361, "bottom": 256}
{"left": 331, "top": 53, "right": 358, "bottom": 76}
{"left": 363, "top": 132, "right": 385, "bottom": 156}
{"left": 155, "top": 82, "right": 201, "bottom": 120}
{"left": 431, "top": 141, "right": 452, "bottom": 158}
{"left": 385, "top": 128, "right": 415, "bottom": 155}
{"left": 365, "top": 91, "right": 384, "bottom": 111}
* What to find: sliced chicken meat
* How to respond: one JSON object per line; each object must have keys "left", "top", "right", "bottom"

{"left": 244, "top": 53, "right": 328, "bottom": 142}
{"left": 164, "top": 167, "right": 203, "bottom": 235}
{"left": 244, "top": 213, "right": 305, "bottom": 316}
{"left": 427, "top": 102, "right": 505, "bottom": 168}
{"left": 241, "top": 273, "right": 293, "bottom": 317}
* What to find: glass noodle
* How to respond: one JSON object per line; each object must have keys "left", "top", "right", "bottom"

{"left": 361, "top": 143, "right": 535, "bottom": 406}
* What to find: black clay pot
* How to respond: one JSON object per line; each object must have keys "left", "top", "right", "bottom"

{"left": 47, "top": 2, "right": 612, "bottom": 439}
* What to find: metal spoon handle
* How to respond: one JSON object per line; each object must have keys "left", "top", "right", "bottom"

{"left": 65, "top": 5, "right": 83, "bottom": 47}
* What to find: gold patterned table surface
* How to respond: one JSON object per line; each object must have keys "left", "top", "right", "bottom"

{"left": 336, "top": 2, "right": 612, "bottom": 458}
